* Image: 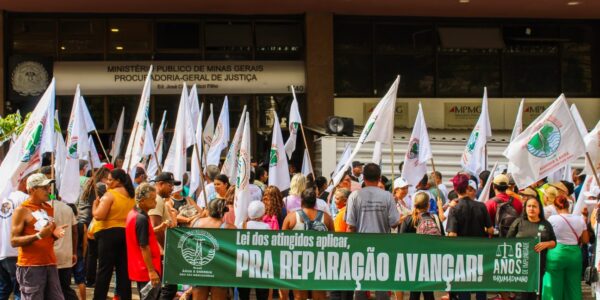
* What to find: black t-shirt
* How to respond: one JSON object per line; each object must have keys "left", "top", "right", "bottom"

{"left": 446, "top": 197, "right": 492, "bottom": 237}
{"left": 135, "top": 207, "right": 150, "bottom": 247}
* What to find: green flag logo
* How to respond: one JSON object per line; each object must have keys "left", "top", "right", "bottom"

{"left": 236, "top": 149, "right": 250, "bottom": 189}
{"left": 178, "top": 230, "right": 219, "bottom": 267}
{"left": 20, "top": 123, "right": 43, "bottom": 163}
{"left": 290, "top": 122, "right": 299, "bottom": 135}
{"left": 269, "top": 145, "right": 278, "bottom": 167}
{"left": 527, "top": 121, "right": 561, "bottom": 158}
{"left": 67, "top": 136, "right": 78, "bottom": 159}
{"left": 466, "top": 131, "right": 479, "bottom": 154}
{"left": 407, "top": 138, "right": 419, "bottom": 159}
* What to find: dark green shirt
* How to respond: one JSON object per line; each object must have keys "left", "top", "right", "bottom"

{"left": 507, "top": 218, "right": 556, "bottom": 243}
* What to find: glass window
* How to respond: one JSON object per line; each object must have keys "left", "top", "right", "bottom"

{"left": 58, "top": 19, "right": 105, "bottom": 56}
{"left": 375, "top": 54, "right": 434, "bottom": 97}
{"left": 85, "top": 96, "right": 105, "bottom": 130}
{"left": 56, "top": 96, "right": 73, "bottom": 131}
{"left": 109, "top": 19, "right": 153, "bottom": 53}
{"left": 437, "top": 49, "right": 500, "bottom": 96}
{"left": 153, "top": 95, "right": 180, "bottom": 130}
{"left": 205, "top": 23, "right": 253, "bottom": 50}
{"left": 502, "top": 45, "right": 559, "bottom": 96}
{"left": 562, "top": 43, "right": 592, "bottom": 96}
{"left": 255, "top": 23, "right": 303, "bottom": 60}
{"left": 374, "top": 24, "right": 434, "bottom": 54}
{"left": 334, "top": 54, "right": 373, "bottom": 96}
{"left": 156, "top": 22, "right": 200, "bottom": 50}
{"left": 11, "top": 19, "right": 57, "bottom": 55}
{"left": 334, "top": 21, "right": 371, "bottom": 53}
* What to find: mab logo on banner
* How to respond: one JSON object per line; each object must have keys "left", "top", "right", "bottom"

{"left": 492, "top": 242, "right": 530, "bottom": 284}
{"left": 178, "top": 230, "right": 220, "bottom": 268}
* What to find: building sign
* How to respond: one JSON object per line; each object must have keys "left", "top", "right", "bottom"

{"left": 444, "top": 103, "right": 481, "bottom": 128}
{"left": 363, "top": 102, "right": 408, "bottom": 128}
{"left": 53, "top": 61, "right": 305, "bottom": 95}
{"left": 522, "top": 102, "right": 552, "bottom": 126}
{"left": 164, "top": 228, "right": 540, "bottom": 292}
{"left": 8, "top": 55, "right": 53, "bottom": 103}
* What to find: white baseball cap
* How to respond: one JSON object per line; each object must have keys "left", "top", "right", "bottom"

{"left": 468, "top": 180, "right": 478, "bottom": 191}
{"left": 393, "top": 177, "right": 411, "bottom": 189}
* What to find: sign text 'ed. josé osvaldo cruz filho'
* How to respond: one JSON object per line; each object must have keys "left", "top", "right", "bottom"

{"left": 164, "top": 228, "right": 540, "bottom": 292}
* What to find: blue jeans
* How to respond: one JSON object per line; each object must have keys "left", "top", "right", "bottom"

{"left": 0, "top": 257, "right": 20, "bottom": 300}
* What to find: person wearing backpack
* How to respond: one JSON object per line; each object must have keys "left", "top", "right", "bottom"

{"left": 399, "top": 192, "right": 444, "bottom": 300}
{"left": 281, "top": 188, "right": 333, "bottom": 300}
{"left": 485, "top": 174, "right": 523, "bottom": 237}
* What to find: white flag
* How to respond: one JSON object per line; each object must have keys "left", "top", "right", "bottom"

{"left": 570, "top": 104, "right": 588, "bottom": 138}
{"left": 123, "top": 66, "right": 153, "bottom": 172}
{"left": 221, "top": 106, "right": 248, "bottom": 181}
{"left": 268, "top": 112, "right": 291, "bottom": 191}
{"left": 234, "top": 112, "right": 252, "bottom": 228}
{"left": 142, "top": 116, "right": 156, "bottom": 157}
{"left": 333, "top": 143, "right": 352, "bottom": 179}
{"left": 190, "top": 103, "right": 205, "bottom": 196}
{"left": 85, "top": 136, "right": 102, "bottom": 169}
{"left": 54, "top": 116, "right": 67, "bottom": 191}
{"left": 60, "top": 86, "right": 92, "bottom": 204}
{"left": 284, "top": 86, "right": 302, "bottom": 159}
{"left": 0, "top": 78, "right": 56, "bottom": 199}
{"left": 188, "top": 84, "right": 200, "bottom": 128}
{"left": 206, "top": 97, "right": 230, "bottom": 166}
{"left": 372, "top": 142, "right": 382, "bottom": 165}
{"left": 402, "top": 102, "right": 433, "bottom": 187}
{"left": 80, "top": 96, "right": 96, "bottom": 133}
{"left": 461, "top": 87, "right": 491, "bottom": 176}
{"left": 477, "top": 162, "right": 499, "bottom": 203}
{"left": 110, "top": 107, "right": 125, "bottom": 164}
{"left": 584, "top": 121, "right": 600, "bottom": 174}
{"left": 163, "top": 84, "right": 195, "bottom": 182}
{"left": 203, "top": 103, "right": 215, "bottom": 147}
{"left": 573, "top": 173, "right": 599, "bottom": 215}
{"left": 504, "top": 94, "right": 585, "bottom": 188}
{"left": 147, "top": 110, "right": 167, "bottom": 178}
{"left": 301, "top": 148, "right": 314, "bottom": 177}
{"left": 332, "top": 76, "right": 400, "bottom": 187}
{"left": 510, "top": 99, "right": 524, "bottom": 142}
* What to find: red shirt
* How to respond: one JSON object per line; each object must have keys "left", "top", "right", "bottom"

{"left": 485, "top": 192, "right": 523, "bottom": 227}
{"left": 125, "top": 207, "right": 161, "bottom": 282}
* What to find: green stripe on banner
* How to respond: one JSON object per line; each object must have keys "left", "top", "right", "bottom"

{"left": 163, "top": 228, "right": 540, "bottom": 292}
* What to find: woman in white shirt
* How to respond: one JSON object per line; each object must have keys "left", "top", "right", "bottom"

{"left": 542, "top": 194, "right": 589, "bottom": 300}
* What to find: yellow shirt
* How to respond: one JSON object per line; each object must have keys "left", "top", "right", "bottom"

{"left": 94, "top": 189, "right": 135, "bottom": 232}
{"left": 334, "top": 206, "right": 348, "bottom": 233}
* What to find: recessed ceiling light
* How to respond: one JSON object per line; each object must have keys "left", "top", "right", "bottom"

{"left": 115, "top": 46, "right": 124, "bottom": 50}
{"left": 111, "top": 28, "right": 120, "bottom": 32}
{"left": 60, "top": 46, "right": 66, "bottom": 50}
{"left": 459, "top": 0, "right": 470, "bottom": 3}
{"left": 567, "top": 1, "right": 581, "bottom": 5}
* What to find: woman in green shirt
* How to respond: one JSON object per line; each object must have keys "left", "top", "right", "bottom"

{"left": 507, "top": 187, "right": 557, "bottom": 300}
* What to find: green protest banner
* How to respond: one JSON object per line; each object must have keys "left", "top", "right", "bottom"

{"left": 163, "top": 228, "right": 540, "bottom": 292}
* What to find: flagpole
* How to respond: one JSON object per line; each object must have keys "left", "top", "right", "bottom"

{"left": 299, "top": 124, "right": 316, "bottom": 182}
{"left": 194, "top": 143, "right": 209, "bottom": 209}
{"left": 391, "top": 140, "right": 395, "bottom": 190}
{"left": 93, "top": 130, "right": 110, "bottom": 163}
{"left": 585, "top": 152, "right": 600, "bottom": 187}
{"left": 88, "top": 151, "right": 99, "bottom": 199}
{"left": 126, "top": 122, "right": 140, "bottom": 175}
{"left": 50, "top": 151, "right": 56, "bottom": 195}
{"left": 153, "top": 150, "right": 163, "bottom": 174}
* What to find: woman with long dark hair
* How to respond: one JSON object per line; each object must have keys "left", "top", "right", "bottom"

{"left": 507, "top": 187, "right": 556, "bottom": 299}
{"left": 92, "top": 169, "right": 136, "bottom": 300}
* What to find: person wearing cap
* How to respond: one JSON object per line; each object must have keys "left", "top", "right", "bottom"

{"left": 147, "top": 172, "right": 179, "bottom": 300}
{"left": 236, "top": 201, "right": 270, "bottom": 300}
{"left": 133, "top": 167, "right": 147, "bottom": 188}
{"left": 392, "top": 177, "right": 412, "bottom": 222}
{"left": 0, "top": 173, "right": 31, "bottom": 300}
{"left": 91, "top": 169, "right": 136, "bottom": 300}
{"left": 125, "top": 183, "right": 162, "bottom": 300}
{"left": 543, "top": 186, "right": 564, "bottom": 218}
{"left": 350, "top": 161, "right": 363, "bottom": 183}
{"left": 446, "top": 173, "right": 492, "bottom": 300}
{"left": 484, "top": 174, "right": 523, "bottom": 236}
{"left": 10, "top": 173, "right": 67, "bottom": 300}
{"left": 507, "top": 187, "right": 556, "bottom": 300}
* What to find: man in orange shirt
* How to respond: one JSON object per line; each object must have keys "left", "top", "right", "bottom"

{"left": 333, "top": 188, "right": 350, "bottom": 233}
{"left": 10, "top": 174, "right": 67, "bottom": 300}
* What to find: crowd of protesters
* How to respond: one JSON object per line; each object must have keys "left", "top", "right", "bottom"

{"left": 1, "top": 153, "right": 599, "bottom": 300}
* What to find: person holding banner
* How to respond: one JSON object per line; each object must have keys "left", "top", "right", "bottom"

{"left": 446, "top": 173, "right": 493, "bottom": 300}
{"left": 507, "top": 187, "right": 556, "bottom": 300}
{"left": 91, "top": 169, "right": 136, "bottom": 300}
{"left": 188, "top": 199, "right": 235, "bottom": 300}
{"left": 125, "top": 183, "right": 161, "bottom": 300}
{"left": 282, "top": 188, "right": 333, "bottom": 300}
{"left": 542, "top": 195, "right": 589, "bottom": 300}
